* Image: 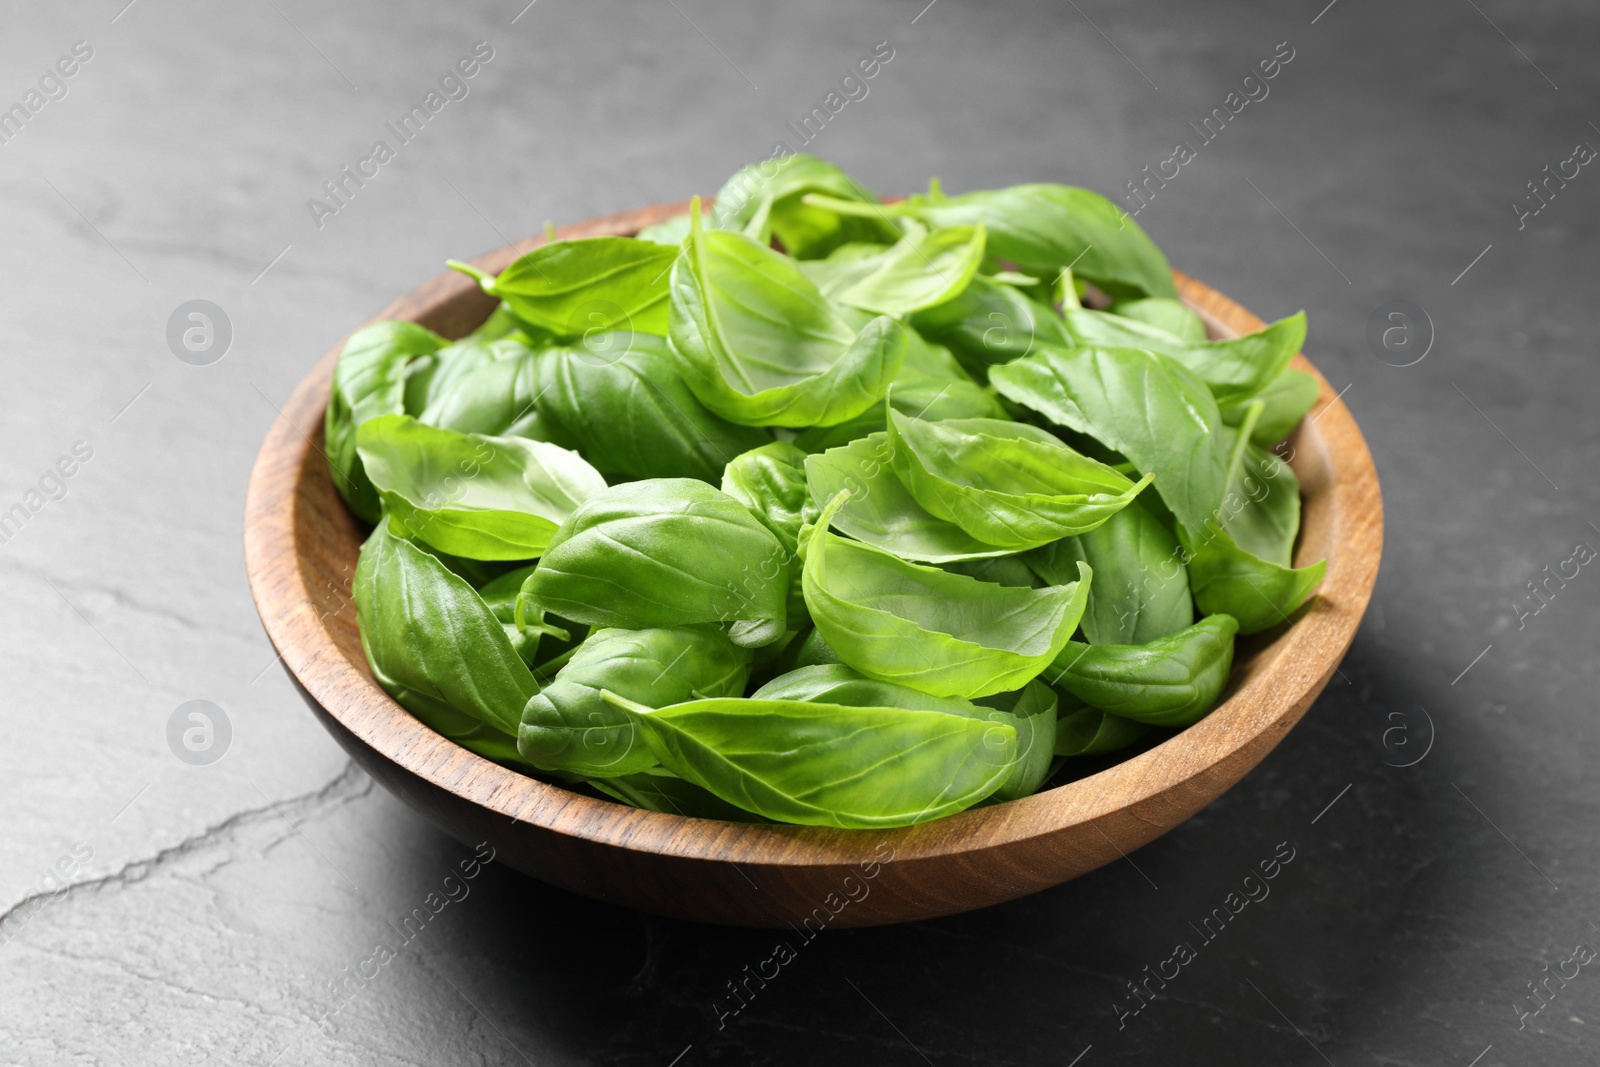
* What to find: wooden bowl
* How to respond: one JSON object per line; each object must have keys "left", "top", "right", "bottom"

{"left": 244, "top": 200, "right": 1382, "bottom": 928}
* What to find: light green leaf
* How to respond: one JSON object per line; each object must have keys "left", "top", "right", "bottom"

{"left": 712, "top": 154, "right": 898, "bottom": 258}
{"left": 449, "top": 236, "right": 679, "bottom": 337}
{"left": 1183, "top": 530, "right": 1325, "bottom": 635}
{"left": 1062, "top": 309, "right": 1306, "bottom": 403}
{"left": 357, "top": 415, "right": 606, "bottom": 561}
{"left": 326, "top": 321, "right": 448, "bottom": 522}
{"left": 800, "top": 221, "right": 987, "bottom": 316}
{"left": 1024, "top": 500, "right": 1193, "bottom": 645}
{"left": 1047, "top": 614, "right": 1238, "bottom": 727}
{"left": 1109, "top": 297, "right": 1207, "bottom": 343}
{"left": 805, "top": 435, "right": 1015, "bottom": 563}
{"left": 1219, "top": 367, "right": 1319, "bottom": 446}
{"left": 989, "top": 343, "right": 1230, "bottom": 535}
{"left": 801, "top": 492, "right": 1093, "bottom": 698}
{"left": 414, "top": 338, "right": 546, "bottom": 439}
{"left": 887, "top": 409, "right": 1154, "bottom": 550}
{"left": 810, "top": 183, "right": 1176, "bottom": 301}
{"left": 667, "top": 200, "right": 907, "bottom": 427}
{"left": 607, "top": 691, "right": 1015, "bottom": 828}
{"left": 520, "top": 478, "right": 792, "bottom": 646}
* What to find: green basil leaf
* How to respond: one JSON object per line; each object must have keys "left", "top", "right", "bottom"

{"left": 1061, "top": 309, "right": 1306, "bottom": 403}
{"left": 1024, "top": 500, "right": 1193, "bottom": 645}
{"left": 449, "top": 236, "right": 678, "bottom": 337}
{"left": 1108, "top": 297, "right": 1207, "bottom": 343}
{"left": 989, "top": 344, "right": 1229, "bottom": 535}
{"left": 792, "top": 327, "right": 1009, "bottom": 452}
{"left": 587, "top": 767, "right": 766, "bottom": 821}
{"left": 754, "top": 662, "right": 981, "bottom": 713}
{"left": 721, "top": 440, "right": 811, "bottom": 625}
{"left": 942, "top": 555, "right": 1041, "bottom": 588}
{"left": 634, "top": 204, "right": 704, "bottom": 248}
{"left": 910, "top": 274, "right": 1073, "bottom": 380}
{"left": 534, "top": 333, "right": 769, "bottom": 483}
{"left": 805, "top": 434, "right": 1014, "bottom": 563}
{"left": 356, "top": 415, "right": 606, "bottom": 561}
{"left": 667, "top": 202, "right": 908, "bottom": 427}
{"left": 779, "top": 627, "right": 845, "bottom": 671}
{"left": 326, "top": 321, "right": 447, "bottom": 522}
{"left": 475, "top": 564, "right": 557, "bottom": 668}
{"left": 812, "top": 183, "right": 1176, "bottom": 301}
{"left": 1182, "top": 530, "right": 1326, "bottom": 635}
{"left": 755, "top": 664, "right": 1051, "bottom": 802}
{"left": 606, "top": 692, "right": 1016, "bottom": 828}
{"left": 519, "top": 626, "right": 750, "bottom": 777}
{"left": 800, "top": 221, "right": 986, "bottom": 316}
{"left": 712, "top": 154, "right": 897, "bottom": 258}
{"left": 1219, "top": 368, "right": 1319, "bottom": 446}
{"left": 462, "top": 302, "right": 552, "bottom": 346}
{"left": 1218, "top": 416, "right": 1301, "bottom": 568}
{"left": 1047, "top": 614, "right": 1238, "bottom": 727}
{"left": 1053, "top": 700, "right": 1152, "bottom": 757}
{"left": 414, "top": 338, "right": 547, "bottom": 438}
{"left": 886, "top": 410, "right": 1154, "bottom": 550}
{"left": 973, "top": 680, "right": 1058, "bottom": 801}
{"left": 521, "top": 478, "right": 792, "bottom": 646}
{"left": 800, "top": 491, "right": 1093, "bottom": 698}
{"left": 354, "top": 518, "right": 537, "bottom": 749}
{"left": 721, "top": 441, "right": 810, "bottom": 554}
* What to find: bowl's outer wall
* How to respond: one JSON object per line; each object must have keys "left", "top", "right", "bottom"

{"left": 244, "top": 200, "right": 1383, "bottom": 928}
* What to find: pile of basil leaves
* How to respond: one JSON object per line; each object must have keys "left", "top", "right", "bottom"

{"left": 329, "top": 155, "right": 1324, "bottom": 830}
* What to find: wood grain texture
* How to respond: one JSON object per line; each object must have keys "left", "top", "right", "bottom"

{"left": 244, "top": 199, "right": 1383, "bottom": 928}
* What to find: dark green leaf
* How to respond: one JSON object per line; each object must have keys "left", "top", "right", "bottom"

{"left": 353, "top": 518, "right": 537, "bottom": 755}
{"left": 1053, "top": 700, "right": 1152, "bottom": 757}
{"left": 588, "top": 767, "right": 766, "bottom": 821}
{"left": 1218, "top": 411, "right": 1301, "bottom": 567}
{"left": 910, "top": 274, "right": 1072, "bottom": 379}
{"left": 534, "top": 333, "right": 770, "bottom": 482}
{"left": 519, "top": 626, "right": 750, "bottom": 777}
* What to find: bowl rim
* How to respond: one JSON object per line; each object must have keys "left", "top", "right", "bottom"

{"left": 244, "top": 198, "right": 1382, "bottom": 870}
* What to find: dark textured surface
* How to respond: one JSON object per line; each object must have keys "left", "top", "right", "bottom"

{"left": 1, "top": 1, "right": 1596, "bottom": 1063}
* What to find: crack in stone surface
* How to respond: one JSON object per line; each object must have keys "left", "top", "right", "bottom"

{"left": 0, "top": 761, "right": 370, "bottom": 935}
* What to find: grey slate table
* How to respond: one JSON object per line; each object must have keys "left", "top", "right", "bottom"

{"left": 2, "top": 1, "right": 1596, "bottom": 1063}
